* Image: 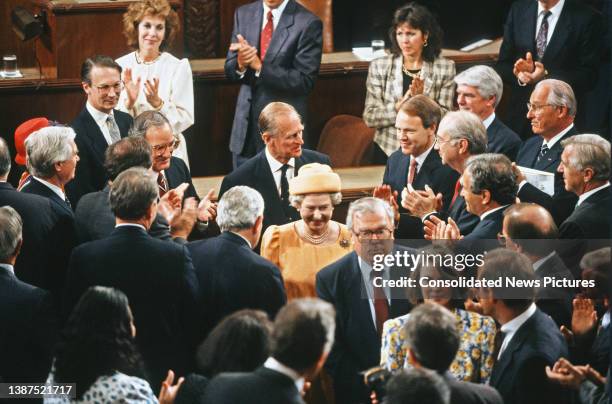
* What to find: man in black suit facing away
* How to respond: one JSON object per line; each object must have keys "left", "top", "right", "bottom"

{"left": 374, "top": 95, "right": 458, "bottom": 240}
{"left": 64, "top": 167, "right": 199, "bottom": 390}
{"left": 514, "top": 79, "right": 579, "bottom": 225}
{"left": 220, "top": 102, "right": 330, "bottom": 235}
{"left": 316, "top": 197, "right": 412, "bottom": 404}
{"left": 496, "top": 0, "right": 603, "bottom": 137}
{"left": 187, "top": 185, "right": 286, "bottom": 340}
{"left": 67, "top": 55, "right": 133, "bottom": 206}
{"left": 454, "top": 65, "right": 522, "bottom": 160}
{"left": 404, "top": 110, "right": 487, "bottom": 237}
{"left": 0, "top": 206, "right": 58, "bottom": 387}
{"left": 477, "top": 249, "right": 568, "bottom": 404}
{"left": 225, "top": 0, "right": 323, "bottom": 167}
{"left": 203, "top": 298, "right": 336, "bottom": 404}
{"left": 501, "top": 203, "right": 574, "bottom": 327}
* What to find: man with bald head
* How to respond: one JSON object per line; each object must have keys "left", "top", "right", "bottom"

{"left": 501, "top": 203, "right": 574, "bottom": 327}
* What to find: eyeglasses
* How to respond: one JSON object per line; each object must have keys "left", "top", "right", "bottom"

{"left": 353, "top": 228, "right": 393, "bottom": 241}
{"left": 435, "top": 135, "right": 453, "bottom": 145}
{"left": 93, "top": 81, "right": 124, "bottom": 94}
{"left": 526, "top": 102, "right": 556, "bottom": 113}
{"left": 151, "top": 138, "right": 180, "bottom": 154}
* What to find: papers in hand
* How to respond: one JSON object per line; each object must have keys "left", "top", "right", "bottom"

{"left": 517, "top": 166, "right": 555, "bottom": 196}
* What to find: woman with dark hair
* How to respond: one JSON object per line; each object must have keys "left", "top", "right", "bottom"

{"left": 380, "top": 245, "right": 497, "bottom": 383}
{"left": 175, "top": 310, "right": 272, "bottom": 404}
{"left": 45, "top": 286, "right": 181, "bottom": 403}
{"left": 363, "top": 2, "right": 455, "bottom": 162}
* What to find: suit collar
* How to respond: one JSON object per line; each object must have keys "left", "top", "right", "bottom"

{"left": 263, "top": 0, "right": 297, "bottom": 63}
{"left": 0, "top": 182, "right": 15, "bottom": 191}
{"left": 112, "top": 224, "right": 149, "bottom": 237}
{"left": 221, "top": 231, "right": 253, "bottom": 249}
{"left": 25, "top": 177, "right": 73, "bottom": 215}
{"left": 480, "top": 204, "right": 509, "bottom": 221}
{"left": 576, "top": 183, "right": 610, "bottom": 207}
{"left": 533, "top": 126, "right": 576, "bottom": 171}
{"left": 0, "top": 263, "right": 15, "bottom": 276}
{"left": 78, "top": 107, "right": 112, "bottom": 166}
{"left": 541, "top": 0, "right": 571, "bottom": 64}
{"left": 263, "top": 357, "right": 304, "bottom": 393}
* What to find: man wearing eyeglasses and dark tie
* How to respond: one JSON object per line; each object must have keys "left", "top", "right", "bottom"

{"left": 67, "top": 55, "right": 133, "bottom": 207}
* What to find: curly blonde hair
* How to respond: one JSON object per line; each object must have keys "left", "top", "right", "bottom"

{"left": 122, "top": 0, "right": 180, "bottom": 51}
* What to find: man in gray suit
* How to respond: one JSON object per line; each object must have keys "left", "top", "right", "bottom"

{"left": 225, "top": 0, "right": 323, "bottom": 168}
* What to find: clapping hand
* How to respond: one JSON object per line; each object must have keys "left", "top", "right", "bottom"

{"left": 401, "top": 185, "right": 442, "bottom": 217}
{"left": 423, "top": 215, "right": 462, "bottom": 241}
{"left": 546, "top": 357, "right": 586, "bottom": 390}
{"left": 571, "top": 298, "right": 598, "bottom": 336}
{"left": 373, "top": 185, "right": 400, "bottom": 223}
{"left": 197, "top": 188, "right": 218, "bottom": 222}
{"left": 232, "top": 34, "right": 262, "bottom": 72}
{"left": 144, "top": 77, "right": 163, "bottom": 109}
{"left": 158, "top": 370, "right": 184, "bottom": 404}
{"left": 513, "top": 52, "right": 535, "bottom": 76}
{"left": 408, "top": 76, "right": 424, "bottom": 97}
{"left": 514, "top": 52, "right": 546, "bottom": 85}
{"left": 123, "top": 68, "right": 141, "bottom": 110}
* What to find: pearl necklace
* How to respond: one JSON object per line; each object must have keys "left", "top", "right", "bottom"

{"left": 402, "top": 66, "right": 421, "bottom": 78}
{"left": 299, "top": 222, "right": 331, "bottom": 245}
{"left": 135, "top": 52, "right": 161, "bottom": 65}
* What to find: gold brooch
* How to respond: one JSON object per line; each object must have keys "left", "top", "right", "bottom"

{"left": 339, "top": 239, "right": 350, "bottom": 248}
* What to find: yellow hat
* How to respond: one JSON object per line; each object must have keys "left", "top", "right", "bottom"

{"left": 289, "top": 163, "right": 341, "bottom": 195}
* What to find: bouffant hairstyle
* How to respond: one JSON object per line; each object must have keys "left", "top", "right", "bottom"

{"left": 388, "top": 2, "right": 443, "bottom": 62}
{"left": 122, "top": 0, "right": 179, "bottom": 51}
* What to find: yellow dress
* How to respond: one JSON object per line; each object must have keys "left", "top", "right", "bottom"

{"left": 261, "top": 220, "right": 353, "bottom": 299}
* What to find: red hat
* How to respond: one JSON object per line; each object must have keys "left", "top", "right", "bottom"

{"left": 14, "top": 117, "right": 49, "bottom": 165}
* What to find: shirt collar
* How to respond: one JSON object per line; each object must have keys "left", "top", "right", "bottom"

{"left": 411, "top": 142, "right": 435, "bottom": 168}
{"left": 263, "top": 0, "right": 289, "bottom": 22}
{"left": 532, "top": 251, "right": 556, "bottom": 272}
{"left": 32, "top": 176, "right": 66, "bottom": 200}
{"left": 263, "top": 357, "right": 304, "bottom": 393}
{"left": 480, "top": 204, "right": 508, "bottom": 220}
{"left": 265, "top": 147, "right": 295, "bottom": 173}
{"left": 230, "top": 231, "right": 252, "bottom": 249}
{"left": 86, "top": 101, "right": 113, "bottom": 126}
{"left": 500, "top": 302, "right": 537, "bottom": 334}
{"left": 544, "top": 123, "right": 573, "bottom": 149}
{"left": 538, "top": 0, "right": 565, "bottom": 20}
{"left": 115, "top": 223, "right": 147, "bottom": 231}
{"left": 577, "top": 182, "right": 610, "bottom": 207}
{"left": 0, "top": 263, "right": 14, "bottom": 275}
{"left": 482, "top": 112, "right": 496, "bottom": 129}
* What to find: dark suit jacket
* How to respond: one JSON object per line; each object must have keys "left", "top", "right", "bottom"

{"left": 516, "top": 127, "right": 578, "bottom": 224}
{"left": 487, "top": 116, "right": 522, "bottom": 161}
{"left": 490, "top": 307, "right": 569, "bottom": 404}
{"left": 219, "top": 149, "right": 331, "bottom": 233}
{"left": 66, "top": 107, "right": 132, "bottom": 206}
{"left": 316, "top": 251, "right": 412, "bottom": 404}
{"left": 19, "top": 178, "right": 77, "bottom": 297}
{"left": 0, "top": 267, "right": 58, "bottom": 384}
{"left": 496, "top": 0, "right": 604, "bottom": 136}
{"left": 383, "top": 149, "right": 459, "bottom": 239}
{"left": 64, "top": 226, "right": 199, "bottom": 387}
{"left": 165, "top": 156, "right": 199, "bottom": 200}
{"left": 187, "top": 232, "right": 286, "bottom": 339}
{"left": 224, "top": 0, "right": 323, "bottom": 153}
{"left": 534, "top": 252, "right": 574, "bottom": 328}
{"left": 427, "top": 187, "right": 480, "bottom": 237}
{"left": 203, "top": 366, "right": 304, "bottom": 404}
{"left": 444, "top": 373, "right": 503, "bottom": 404}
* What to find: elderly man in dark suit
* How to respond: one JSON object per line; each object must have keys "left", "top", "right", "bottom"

{"left": 374, "top": 95, "right": 458, "bottom": 240}
{"left": 64, "top": 167, "right": 199, "bottom": 390}
{"left": 501, "top": 203, "right": 574, "bottom": 327}
{"left": 454, "top": 65, "right": 522, "bottom": 160}
{"left": 187, "top": 185, "right": 286, "bottom": 340}
{"left": 225, "top": 0, "right": 323, "bottom": 168}
{"left": 220, "top": 102, "right": 330, "bottom": 235}
{"left": 477, "top": 249, "right": 568, "bottom": 404}
{"left": 496, "top": 0, "right": 603, "bottom": 137}
{"left": 514, "top": 79, "right": 578, "bottom": 225}
{"left": 66, "top": 55, "right": 133, "bottom": 206}
{"left": 0, "top": 206, "right": 58, "bottom": 385}
{"left": 316, "top": 197, "right": 412, "bottom": 404}
{"left": 203, "top": 298, "right": 335, "bottom": 404}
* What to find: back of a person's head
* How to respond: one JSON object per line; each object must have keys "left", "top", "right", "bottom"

{"left": 0, "top": 206, "right": 22, "bottom": 263}
{"left": 580, "top": 247, "right": 611, "bottom": 300}
{"left": 271, "top": 298, "right": 335, "bottom": 374}
{"left": 196, "top": 310, "right": 272, "bottom": 377}
{"left": 54, "top": 286, "right": 143, "bottom": 399}
{"left": 109, "top": 167, "right": 157, "bottom": 220}
{"left": 503, "top": 203, "right": 559, "bottom": 256}
{"left": 404, "top": 303, "right": 460, "bottom": 373}
{"left": 0, "top": 138, "right": 11, "bottom": 178}
{"left": 104, "top": 137, "right": 152, "bottom": 181}
{"left": 216, "top": 186, "right": 264, "bottom": 232}
{"left": 384, "top": 368, "right": 450, "bottom": 404}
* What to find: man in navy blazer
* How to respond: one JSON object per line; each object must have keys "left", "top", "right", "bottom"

{"left": 220, "top": 102, "right": 330, "bottom": 235}
{"left": 515, "top": 79, "right": 578, "bottom": 225}
{"left": 225, "top": 0, "right": 323, "bottom": 167}
{"left": 496, "top": 0, "right": 603, "bottom": 137}
{"left": 478, "top": 249, "right": 568, "bottom": 404}
{"left": 375, "top": 95, "right": 458, "bottom": 240}
{"left": 454, "top": 65, "right": 522, "bottom": 160}
{"left": 187, "top": 186, "right": 286, "bottom": 340}
{"left": 64, "top": 167, "right": 199, "bottom": 390}
{"left": 67, "top": 55, "right": 133, "bottom": 207}
{"left": 316, "top": 197, "right": 412, "bottom": 404}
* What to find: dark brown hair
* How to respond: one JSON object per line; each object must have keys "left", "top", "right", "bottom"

{"left": 388, "top": 2, "right": 443, "bottom": 62}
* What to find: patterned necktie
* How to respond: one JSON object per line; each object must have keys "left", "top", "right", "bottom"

{"left": 260, "top": 10, "right": 274, "bottom": 61}
{"left": 106, "top": 115, "right": 122, "bottom": 144}
{"left": 536, "top": 11, "right": 552, "bottom": 60}
{"left": 157, "top": 172, "right": 168, "bottom": 198}
{"left": 407, "top": 158, "right": 418, "bottom": 185}
{"left": 280, "top": 164, "right": 292, "bottom": 218}
{"left": 450, "top": 178, "right": 462, "bottom": 208}
{"left": 537, "top": 143, "right": 549, "bottom": 163}
{"left": 370, "top": 271, "right": 389, "bottom": 336}
{"left": 64, "top": 196, "right": 72, "bottom": 210}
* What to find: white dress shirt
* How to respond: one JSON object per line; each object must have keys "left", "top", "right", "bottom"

{"left": 262, "top": 0, "right": 289, "bottom": 30}
{"left": 32, "top": 176, "right": 67, "bottom": 201}
{"left": 536, "top": 0, "right": 565, "bottom": 44}
{"left": 115, "top": 223, "right": 147, "bottom": 231}
{"left": 498, "top": 303, "right": 538, "bottom": 359}
{"left": 263, "top": 357, "right": 304, "bottom": 393}
{"left": 410, "top": 143, "right": 435, "bottom": 178}
{"left": 480, "top": 204, "right": 509, "bottom": 220}
{"left": 265, "top": 147, "right": 296, "bottom": 196}
{"left": 576, "top": 182, "right": 610, "bottom": 208}
{"left": 532, "top": 251, "right": 556, "bottom": 273}
{"left": 86, "top": 102, "right": 115, "bottom": 146}
{"left": 482, "top": 112, "right": 496, "bottom": 129}
{"left": 0, "top": 263, "right": 14, "bottom": 275}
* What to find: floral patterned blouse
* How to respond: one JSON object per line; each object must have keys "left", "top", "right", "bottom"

{"left": 380, "top": 308, "right": 497, "bottom": 383}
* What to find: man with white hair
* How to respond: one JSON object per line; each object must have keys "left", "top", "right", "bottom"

{"left": 454, "top": 65, "right": 522, "bottom": 160}
{"left": 187, "top": 185, "right": 286, "bottom": 339}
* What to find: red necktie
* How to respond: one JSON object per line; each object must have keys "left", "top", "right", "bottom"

{"left": 370, "top": 272, "right": 389, "bottom": 336}
{"left": 260, "top": 10, "right": 274, "bottom": 61}
{"left": 450, "top": 179, "right": 461, "bottom": 208}
{"left": 407, "top": 158, "right": 418, "bottom": 185}
{"left": 157, "top": 172, "right": 168, "bottom": 198}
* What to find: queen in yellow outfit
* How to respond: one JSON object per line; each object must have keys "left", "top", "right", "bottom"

{"left": 261, "top": 163, "right": 353, "bottom": 300}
